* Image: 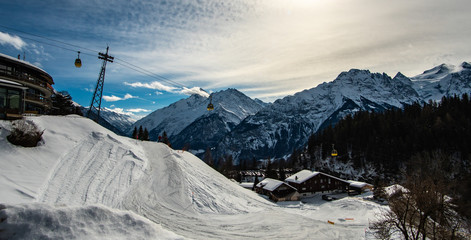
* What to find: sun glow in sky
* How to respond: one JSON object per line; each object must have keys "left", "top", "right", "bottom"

{"left": 1, "top": 0, "right": 470, "bottom": 119}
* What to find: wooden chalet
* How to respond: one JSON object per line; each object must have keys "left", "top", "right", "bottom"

{"left": 347, "top": 180, "right": 374, "bottom": 195}
{"left": 285, "top": 170, "right": 350, "bottom": 197}
{"left": 255, "top": 178, "right": 299, "bottom": 202}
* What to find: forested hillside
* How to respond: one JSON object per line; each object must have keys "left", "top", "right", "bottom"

{"left": 308, "top": 94, "right": 471, "bottom": 176}
{"left": 307, "top": 94, "right": 471, "bottom": 219}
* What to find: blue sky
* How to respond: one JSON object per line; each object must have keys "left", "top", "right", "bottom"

{"left": 1, "top": 0, "right": 471, "bottom": 119}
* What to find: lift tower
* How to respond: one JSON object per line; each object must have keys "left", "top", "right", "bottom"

{"left": 87, "top": 46, "right": 114, "bottom": 122}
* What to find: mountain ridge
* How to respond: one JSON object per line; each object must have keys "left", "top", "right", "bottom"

{"left": 95, "top": 62, "right": 471, "bottom": 162}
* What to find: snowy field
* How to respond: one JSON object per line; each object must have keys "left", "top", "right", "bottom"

{"left": 0, "top": 115, "right": 385, "bottom": 239}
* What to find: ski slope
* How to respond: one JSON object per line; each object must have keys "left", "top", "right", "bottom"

{"left": 0, "top": 115, "right": 384, "bottom": 239}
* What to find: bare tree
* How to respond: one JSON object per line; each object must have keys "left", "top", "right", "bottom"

{"left": 371, "top": 151, "right": 467, "bottom": 240}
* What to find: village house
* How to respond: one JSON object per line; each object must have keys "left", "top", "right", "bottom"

{"left": 347, "top": 180, "right": 374, "bottom": 195}
{"left": 255, "top": 178, "right": 299, "bottom": 202}
{"left": 285, "top": 170, "right": 350, "bottom": 197}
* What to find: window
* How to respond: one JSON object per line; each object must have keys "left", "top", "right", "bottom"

{"left": 0, "top": 88, "right": 6, "bottom": 108}
{"left": 8, "top": 89, "right": 20, "bottom": 110}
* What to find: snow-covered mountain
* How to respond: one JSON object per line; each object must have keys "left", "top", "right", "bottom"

{"left": 216, "top": 65, "right": 469, "bottom": 162}
{"left": 214, "top": 63, "right": 471, "bottom": 162}
{"left": 131, "top": 88, "right": 266, "bottom": 150}
{"left": 411, "top": 62, "right": 471, "bottom": 101}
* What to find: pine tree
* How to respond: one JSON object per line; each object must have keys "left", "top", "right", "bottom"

{"left": 162, "top": 131, "right": 170, "bottom": 146}
{"left": 143, "top": 128, "right": 149, "bottom": 141}
{"left": 250, "top": 157, "right": 258, "bottom": 170}
{"left": 203, "top": 147, "right": 213, "bottom": 167}
{"left": 278, "top": 166, "right": 286, "bottom": 181}
{"left": 51, "top": 91, "right": 75, "bottom": 115}
{"left": 223, "top": 155, "right": 234, "bottom": 176}
{"left": 132, "top": 127, "right": 138, "bottom": 139}
{"left": 265, "top": 158, "right": 278, "bottom": 179}
{"left": 138, "top": 126, "right": 143, "bottom": 140}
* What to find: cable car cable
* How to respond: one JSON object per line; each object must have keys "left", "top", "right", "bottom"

{"left": 0, "top": 25, "right": 201, "bottom": 92}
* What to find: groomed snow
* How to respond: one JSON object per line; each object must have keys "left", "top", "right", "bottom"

{"left": 0, "top": 115, "right": 385, "bottom": 239}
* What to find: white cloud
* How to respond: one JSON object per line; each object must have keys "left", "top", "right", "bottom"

{"left": 127, "top": 108, "right": 151, "bottom": 113}
{"left": 103, "top": 93, "right": 136, "bottom": 102}
{"left": 112, "top": 0, "right": 471, "bottom": 99}
{"left": 0, "top": 32, "right": 26, "bottom": 50}
{"left": 124, "top": 81, "right": 177, "bottom": 93}
{"left": 179, "top": 87, "right": 209, "bottom": 97}
{"left": 124, "top": 81, "right": 207, "bottom": 97}
{"left": 104, "top": 107, "right": 151, "bottom": 121}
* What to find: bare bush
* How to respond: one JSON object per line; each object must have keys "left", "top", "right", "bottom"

{"left": 7, "top": 120, "right": 44, "bottom": 147}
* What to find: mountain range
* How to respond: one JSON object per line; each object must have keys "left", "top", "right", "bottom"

{"left": 94, "top": 62, "right": 471, "bottom": 162}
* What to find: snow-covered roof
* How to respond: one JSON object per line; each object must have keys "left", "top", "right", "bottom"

{"left": 256, "top": 178, "right": 295, "bottom": 192}
{"left": 0, "top": 78, "right": 28, "bottom": 89}
{"left": 239, "top": 182, "right": 254, "bottom": 189}
{"left": 285, "top": 170, "right": 319, "bottom": 184}
{"left": 348, "top": 180, "right": 372, "bottom": 189}
{"left": 321, "top": 172, "right": 350, "bottom": 184}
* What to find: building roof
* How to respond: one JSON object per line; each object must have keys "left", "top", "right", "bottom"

{"left": 0, "top": 78, "right": 28, "bottom": 89}
{"left": 256, "top": 178, "right": 296, "bottom": 192}
{"left": 285, "top": 170, "right": 320, "bottom": 184}
{"left": 348, "top": 180, "right": 373, "bottom": 189}
{"left": 0, "top": 53, "right": 54, "bottom": 84}
{"left": 285, "top": 169, "right": 351, "bottom": 185}
{"left": 239, "top": 182, "right": 254, "bottom": 189}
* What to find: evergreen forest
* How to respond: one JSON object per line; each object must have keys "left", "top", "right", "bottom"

{"left": 308, "top": 94, "right": 471, "bottom": 177}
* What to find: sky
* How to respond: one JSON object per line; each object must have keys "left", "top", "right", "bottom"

{"left": 1, "top": 0, "right": 470, "bottom": 120}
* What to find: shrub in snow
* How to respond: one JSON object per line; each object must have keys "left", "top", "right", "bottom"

{"left": 7, "top": 120, "right": 44, "bottom": 147}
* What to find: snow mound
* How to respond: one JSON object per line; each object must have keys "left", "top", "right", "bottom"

{"left": 1, "top": 115, "right": 385, "bottom": 239}
{"left": 0, "top": 203, "right": 184, "bottom": 240}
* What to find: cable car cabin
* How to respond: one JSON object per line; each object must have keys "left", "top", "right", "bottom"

{"left": 74, "top": 51, "right": 82, "bottom": 68}
{"left": 207, "top": 95, "right": 214, "bottom": 111}
{"left": 74, "top": 58, "right": 82, "bottom": 68}
{"left": 331, "top": 144, "right": 338, "bottom": 157}
{"left": 207, "top": 103, "right": 214, "bottom": 111}
{"left": 331, "top": 149, "right": 338, "bottom": 157}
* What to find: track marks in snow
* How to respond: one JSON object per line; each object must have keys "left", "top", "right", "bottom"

{"left": 38, "top": 132, "right": 146, "bottom": 207}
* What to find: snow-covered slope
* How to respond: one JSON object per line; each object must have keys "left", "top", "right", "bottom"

{"left": 216, "top": 69, "right": 421, "bottom": 161}
{"left": 0, "top": 203, "right": 182, "bottom": 240}
{"left": 411, "top": 62, "right": 471, "bottom": 101}
{"left": 0, "top": 116, "right": 382, "bottom": 239}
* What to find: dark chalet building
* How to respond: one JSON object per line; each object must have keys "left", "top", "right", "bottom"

{"left": 285, "top": 170, "right": 350, "bottom": 197}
